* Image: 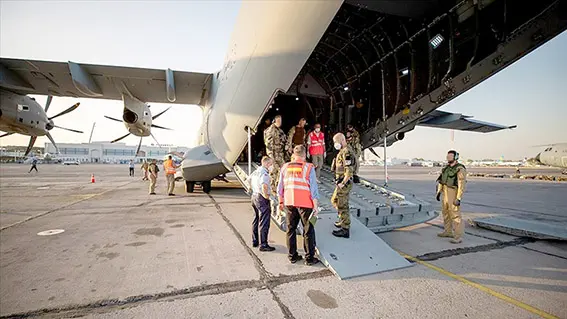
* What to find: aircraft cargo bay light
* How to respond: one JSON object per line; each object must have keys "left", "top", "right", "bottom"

{"left": 1, "top": 0, "right": 566, "bottom": 192}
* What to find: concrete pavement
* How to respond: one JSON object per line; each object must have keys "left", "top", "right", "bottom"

{"left": 0, "top": 164, "right": 565, "bottom": 318}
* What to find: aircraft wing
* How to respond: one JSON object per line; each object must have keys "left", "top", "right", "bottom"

{"left": 0, "top": 57, "right": 213, "bottom": 106}
{"left": 417, "top": 110, "right": 517, "bottom": 133}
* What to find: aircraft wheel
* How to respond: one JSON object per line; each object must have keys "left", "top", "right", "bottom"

{"left": 186, "top": 181, "right": 195, "bottom": 193}
{"left": 202, "top": 181, "right": 212, "bottom": 194}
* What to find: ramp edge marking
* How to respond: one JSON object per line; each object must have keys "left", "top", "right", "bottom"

{"left": 400, "top": 252, "right": 560, "bottom": 319}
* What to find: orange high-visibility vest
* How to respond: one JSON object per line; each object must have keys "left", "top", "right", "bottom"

{"left": 164, "top": 159, "right": 176, "bottom": 175}
{"left": 308, "top": 132, "right": 325, "bottom": 155}
{"left": 281, "top": 161, "right": 314, "bottom": 208}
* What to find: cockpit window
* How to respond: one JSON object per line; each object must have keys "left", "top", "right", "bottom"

{"left": 17, "top": 104, "right": 29, "bottom": 111}
{"left": 544, "top": 147, "right": 552, "bottom": 152}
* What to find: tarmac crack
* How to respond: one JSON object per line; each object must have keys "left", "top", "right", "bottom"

{"left": 414, "top": 237, "right": 535, "bottom": 261}
{"left": 0, "top": 270, "right": 332, "bottom": 319}
{"left": 208, "top": 194, "right": 312, "bottom": 319}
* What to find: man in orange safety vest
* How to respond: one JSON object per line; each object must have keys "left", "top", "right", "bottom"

{"left": 307, "top": 123, "right": 326, "bottom": 182}
{"left": 278, "top": 145, "right": 320, "bottom": 266}
{"left": 163, "top": 155, "right": 178, "bottom": 196}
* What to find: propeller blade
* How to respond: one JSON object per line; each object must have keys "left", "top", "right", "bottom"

{"left": 151, "top": 123, "right": 173, "bottom": 130}
{"left": 0, "top": 132, "right": 14, "bottom": 138}
{"left": 111, "top": 133, "right": 130, "bottom": 143}
{"left": 45, "top": 95, "right": 53, "bottom": 112}
{"left": 48, "top": 102, "right": 80, "bottom": 120}
{"left": 152, "top": 106, "right": 171, "bottom": 120}
{"left": 45, "top": 132, "right": 59, "bottom": 155}
{"left": 24, "top": 136, "right": 38, "bottom": 156}
{"left": 369, "top": 148, "right": 381, "bottom": 159}
{"left": 135, "top": 136, "right": 143, "bottom": 158}
{"left": 54, "top": 125, "right": 83, "bottom": 134}
{"left": 150, "top": 132, "right": 162, "bottom": 148}
{"left": 104, "top": 115, "right": 123, "bottom": 123}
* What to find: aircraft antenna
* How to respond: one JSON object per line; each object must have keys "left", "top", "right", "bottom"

{"left": 88, "top": 122, "right": 96, "bottom": 144}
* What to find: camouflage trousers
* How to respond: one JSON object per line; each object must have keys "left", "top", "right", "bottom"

{"left": 353, "top": 151, "right": 361, "bottom": 175}
{"left": 331, "top": 182, "right": 352, "bottom": 229}
{"left": 267, "top": 151, "right": 285, "bottom": 197}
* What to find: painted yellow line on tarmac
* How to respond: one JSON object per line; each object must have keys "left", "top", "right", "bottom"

{"left": 400, "top": 252, "right": 559, "bottom": 319}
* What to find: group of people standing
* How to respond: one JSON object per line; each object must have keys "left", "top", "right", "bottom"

{"left": 138, "top": 156, "right": 178, "bottom": 196}
{"left": 248, "top": 115, "right": 363, "bottom": 265}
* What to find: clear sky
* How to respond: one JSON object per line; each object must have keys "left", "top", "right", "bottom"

{"left": 1, "top": 1, "right": 565, "bottom": 160}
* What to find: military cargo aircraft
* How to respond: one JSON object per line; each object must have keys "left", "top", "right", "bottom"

{"left": 534, "top": 143, "right": 567, "bottom": 173}
{"left": 1, "top": 0, "right": 566, "bottom": 192}
{"left": 0, "top": 89, "right": 83, "bottom": 156}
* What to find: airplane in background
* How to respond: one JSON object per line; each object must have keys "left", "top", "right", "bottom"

{"left": 103, "top": 96, "right": 173, "bottom": 157}
{"left": 1, "top": 0, "right": 566, "bottom": 193}
{"left": 0, "top": 89, "right": 83, "bottom": 156}
{"left": 534, "top": 143, "right": 567, "bottom": 173}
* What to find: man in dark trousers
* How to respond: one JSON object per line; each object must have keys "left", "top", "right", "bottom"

{"left": 278, "top": 145, "right": 320, "bottom": 265}
{"left": 29, "top": 156, "right": 38, "bottom": 173}
{"left": 248, "top": 156, "right": 276, "bottom": 251}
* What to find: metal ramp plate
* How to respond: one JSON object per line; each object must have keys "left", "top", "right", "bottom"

{"left": 314, "top": 213, "right": 413, "bottom": 280}
{"left": 475, "top": 217, "right": 567, "bottom": 241}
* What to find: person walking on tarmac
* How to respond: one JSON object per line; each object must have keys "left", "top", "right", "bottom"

{"left": 249, "top": 156, "right": 276, "bottom": 252}
{"left": 129, "top": 160, "right": 135, "bottom": 177}
{"left": 331, "top": 133, "right": 354, "bottom": 238}
{"left": 278, "top": 145, "right": 320, "bottom": 265}
{"left": 141, "top": 160, "right": 149, "bottom": 181}
{"left": 148, "top": 159, "right": 159, "bottom": 195}
{"left": 307, "top": 123, "right": 326, "bottom": 183}
{"left": 28, "top": 156, "right": 39, "bottom": 173}
{"left": 163, "top": 155, "right": 178, "bottom": 196}
{"left": 436, "top": 150, "right": 467, "bottom": 244}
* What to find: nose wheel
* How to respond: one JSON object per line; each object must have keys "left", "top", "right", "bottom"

{"left": 185, "top": 180, "right": 211, "bottom": 193}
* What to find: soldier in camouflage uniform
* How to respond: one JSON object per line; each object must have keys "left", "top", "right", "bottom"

{"left": 436, "top": 150, "right": 467, "bottom": 244}
{"left": 330, "top": 132, "right": 354, "bottom": 238}
{"left": 287, "top": 118, "right": 307, "bottom": 153}
{"left": 346, "top": 124, "right": 362, "bottom": 182}
{"left": 264, "top": 115, "right": 288, "bottom": 197}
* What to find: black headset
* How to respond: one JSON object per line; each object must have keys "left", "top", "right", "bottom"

{"left": 449, "top": 150, "right": 459, "bottom": 160}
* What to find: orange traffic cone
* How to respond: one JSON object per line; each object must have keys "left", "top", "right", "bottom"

{"left": 91, "top": 174, "right": 95, "bottom": 183}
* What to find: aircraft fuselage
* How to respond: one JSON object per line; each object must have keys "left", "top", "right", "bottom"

{"left": 536, "top": 144, "right": 567, "bottom": 169}
{"left": 0, "top": 90, "right": 51, "bottom": 137}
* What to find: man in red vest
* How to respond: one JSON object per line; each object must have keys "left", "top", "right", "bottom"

{"left": 277, "top": 145, "right": 320, "bottom": 265}
{"left": 307, "top": 123, "right": 326, "bottom": 182}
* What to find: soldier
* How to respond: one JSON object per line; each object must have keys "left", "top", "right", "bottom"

{"left": 264, "top": 115, "right": 288, "bottom": 197}
{"left": 346, "top": 123, "right": 362, "bottom": 183}
{"left": 330, "top": 133, "right": 354, "bottom": 238}
{"left": 436, "top": 150, "right": 467, "bottom": 244}
{"left": 148, "top": 159, "right": 159, "bottom": 195}
{"left": 163, "top": 155, "right": 178, "bottom": 196}
{"left": 287, "top": 118, "right": 307, "bottom": 153}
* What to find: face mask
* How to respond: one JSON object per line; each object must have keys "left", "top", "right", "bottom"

{"left": 334, "top": 143, "right": 342, "bottom": 150}
{"left": 315, "top": 128, "right": 320, "bottom": 133}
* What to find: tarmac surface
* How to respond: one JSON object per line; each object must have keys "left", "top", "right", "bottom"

{"left": 0, "top": 164, "right": 566, "bottom": 319}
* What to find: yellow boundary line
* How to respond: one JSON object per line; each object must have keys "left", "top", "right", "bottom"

{"left": 400, "top": 252, "right": 559, "bottom": 319}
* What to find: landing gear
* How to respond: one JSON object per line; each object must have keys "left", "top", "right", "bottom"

{"left": 186, "top": 181, "right": 195, "bottom": 193}
{"left": 202, "top": 181, "right": 212, "bottom": 194}
{"left": 185, "top": 180, "right": 211, "bottom": 193}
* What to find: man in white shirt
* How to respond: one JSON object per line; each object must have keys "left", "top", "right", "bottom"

{"left": 249, "top": 156, "right": 276, "bottom": 251}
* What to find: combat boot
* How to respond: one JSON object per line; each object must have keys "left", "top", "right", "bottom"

{"left": 437, "top": 232, "right": 453, "bottom": 238}
{"left": 450, "top": 238, "right": 463, "bottom": 244}
{"left": 332, "top": 228, "right": 350, "bottom": 238}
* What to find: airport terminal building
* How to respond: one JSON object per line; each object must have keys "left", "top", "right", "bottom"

{"left": 44, "top": 142, "right": 189, "bottom": 163}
